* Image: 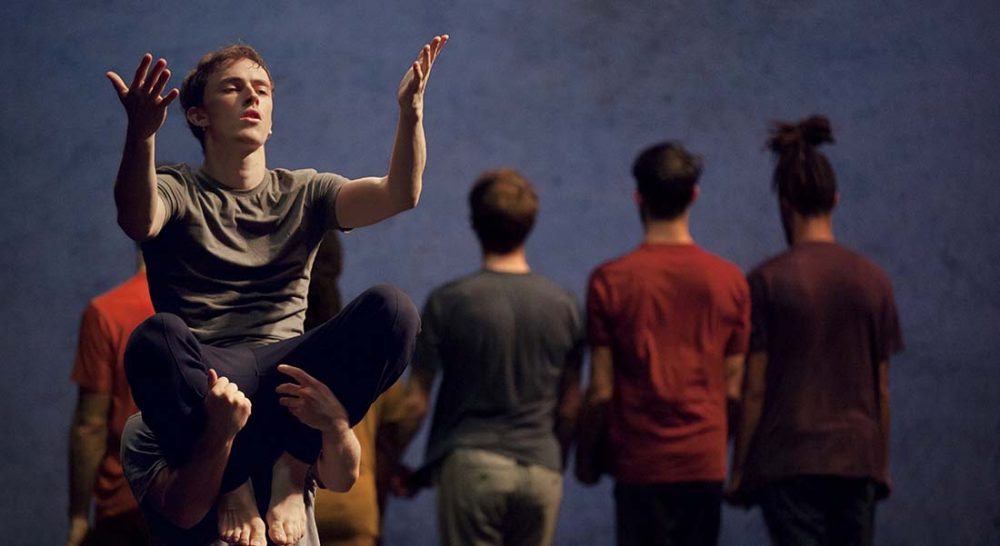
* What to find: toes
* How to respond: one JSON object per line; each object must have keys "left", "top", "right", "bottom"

{"left": 269, "top": 522, "right": 287, "bottom": 545}
{"left": 249, "top": 518, "right": 267, "bottom": 546}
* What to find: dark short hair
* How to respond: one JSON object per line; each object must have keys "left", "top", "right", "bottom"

{"left": 768, "top": 115, "right": 837, "bottom": 215}
{"left": 632, "top": 142, "right": 703, "bottom": 221}
{"left": 179, "top": 44, "right": 273, "bottom": 149}
{"left": 469, "top": 169, "right": 539, "bottom": 254}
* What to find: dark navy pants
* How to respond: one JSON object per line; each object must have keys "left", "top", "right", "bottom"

{"left": 124, "top": 284, "right": 419, "bottom": 491}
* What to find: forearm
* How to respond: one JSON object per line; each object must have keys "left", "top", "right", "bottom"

{"left": 68, "top": 422, "right": 106, "bottom": 520}
{"left": 731, "top": 392, "right": 763, "bottom": 477}
{"left": 385, "top": 109, "right": 425, "bottom": 210}
{"left": 555, "top": 367, "right": 583, "bottom": 465}
{"left": 315, "top": 425, "right": 361, "bottom": 492}
{"left": 152, "top": 432, "right": 234, "bottom": 529}
{"left": 113, "top": 134, "right": 160, "bottom": 241}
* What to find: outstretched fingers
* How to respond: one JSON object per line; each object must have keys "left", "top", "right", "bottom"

{"left": 106, "top": 71, "right": 129, "bottom": 99}
{"left": 131, "top": 53, "right": 153, "bottom": 90}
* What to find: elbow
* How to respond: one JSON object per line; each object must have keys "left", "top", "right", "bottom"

{"left": 400, "top": 190, "right": 419, "bottom": 211}
{"left": 117, "top": 214, "right": 154, "bottom": 242}
{"left": 585, "top": 386, "right": 612, "bottom": 406}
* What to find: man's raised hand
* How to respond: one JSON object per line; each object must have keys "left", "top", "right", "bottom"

{"left": 203, "top": 369, "right": 252, "bottom": 441}
{"left": 397, "top": 35, "right": 449, "bottom": 114}
{"left": 276, "top": 364, "right": 350, "bottom": 433}
{"left": 106, "top": 54, "right": 180, "bottom": 141}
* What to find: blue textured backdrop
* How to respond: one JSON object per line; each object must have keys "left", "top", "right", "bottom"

{"left": 1, "top": 1, "right": 997, "bottom": 544}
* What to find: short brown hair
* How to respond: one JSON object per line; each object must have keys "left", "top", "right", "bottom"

{"left": 179, "top": 44, "right": 273, "bottom": 148}
{"left": 632, "top": 142, "right": 703, "bottom": 221}
{"left": 469, "top": 169, "right": 539, "bottom": 254}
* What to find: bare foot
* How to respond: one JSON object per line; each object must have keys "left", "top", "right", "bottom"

{"left": 217, "top": 480, "right": 267, "bottom": 546}
{"left": 266, "top": 452, "right": 308, "bottom": 545}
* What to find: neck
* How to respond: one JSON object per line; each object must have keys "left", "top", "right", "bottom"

{"left": 201, "top": 142, "right": 267, "bottom": 190}
{"left": 643, "top": 214, "right": 694, "bottom": 245}
{"left": 790, "top": 213, "right": 836, "bottom": 245}
{"left": 482, "top": 247, "right": 530, "bottom": 273}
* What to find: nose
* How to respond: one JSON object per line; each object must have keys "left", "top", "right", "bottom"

{"left": 243, "top": 88, "right": 260, "bottom": 106}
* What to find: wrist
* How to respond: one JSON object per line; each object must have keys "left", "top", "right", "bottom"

{"left": 124, "top": 128, "right": 155, "bottom": 147}
{"left": 321, "top": 422, "right": 354, "bottom": 445}
{"left": 397, "top": 105, "right": 423, "bottom": 123}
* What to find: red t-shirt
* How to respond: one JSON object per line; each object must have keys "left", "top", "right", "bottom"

{"left": 70, "top": 272, "right": 155, "bottom": 521}
{"left": 587, "top": 243, "right": 750, "bottom": 484}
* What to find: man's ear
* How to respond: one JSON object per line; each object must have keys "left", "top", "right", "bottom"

{"left": 186, "top": 106, "right": 209, "bottom": 128}
{"left": 690, "top": 184, "right": 700, "bottom": 204}
{"left": 832, "top": 191, "right": 841, "bottom": 209}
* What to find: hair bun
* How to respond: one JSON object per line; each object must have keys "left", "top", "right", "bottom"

{"left": 798, "top": 115, "right": 834, "bottom": 146}
{"left": 768, "top": 115, "right": 834, "bottom": 154}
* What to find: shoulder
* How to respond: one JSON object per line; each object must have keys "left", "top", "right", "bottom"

{"left": 426, "top": 272, "right": 482, "bottom": 303}
{"left": 121, "top": 413, "right": 159, "bottom": 455}
{"left": 693, "top": 246, "right": 746, "bottom": 280}
{"left": 749, "top": 248, "right": 793, "bottom": 280}
{"left": 528, "top": 273, "right": 580, "bottom": 307}
{"left": 836, "top": 245, "right": 895, "bottom": 289}
{"left": 589, "top": 250, "right": 637, "bottom": 284}
{"left": 273, "top": 168, "right": 348, "bottom": 187}
{"left": 155, "top": 163, "right": 194, "bottom": 184}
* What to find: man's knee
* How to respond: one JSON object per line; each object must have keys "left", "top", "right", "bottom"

{"left": 124, "top": 313, "right": 199, "bottom": 411}
{"left": 357, "top": 284, "right": 420, "bottom": 340}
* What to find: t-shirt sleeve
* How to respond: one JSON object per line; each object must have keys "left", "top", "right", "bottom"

{"left": 726, "top": 275, "right": 752, "bottom": 356}
{"left": 120, "top": 415, "right": 169, "bottom": 505}
{"left": 747, "top": 271, "right": 768, "bottom": 353}
{"left": 69, "top": 303, "right": 114, "bottom": 392}
{"left": 310, "top": 172, "right": 350, "bottom": 231}
{"left": 414, "top": 293, "right": 444, "bottom": 376}
{"left": 877, "top": 280, "right": 904, "bottom": 360}
{"left": 586, "top": 269, "right": 614, "bottom": 347}
{"left": 566, "top": 295, "right": 586, "bottom": 370}
{"left": 155, "top": 166, "right": 187, "bottom": 224}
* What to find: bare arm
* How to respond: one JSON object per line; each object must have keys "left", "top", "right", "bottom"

{"left": 575, "top": 345, "right": 613, "bottom": 485}
{"left": 106, "top": 54, "right": 178, "bottom": 240}
{"left": 724, "top": 353, "right": 746, "bottom": 440}
{"left": 727, "top": 351, "right": 767, "bottom": 501}
{"left": 335, "top": 36, "right": 448, "bottom": 229}
{"left": 66, "top": 391, "right": 111, "bottom": 546}
{"left": 878, "top": 359, "right": 890, "bottom": 442}
{"left": 555, "top": 352, "right": 584, "bottom": 467}
{"left": 146, "top": 370, "right": 251, "bottom": 529}
{"left": 276, "top": 364, "right": 360, "bottom": 492}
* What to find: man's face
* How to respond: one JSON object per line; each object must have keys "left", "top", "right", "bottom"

{"left": 198, "top": 58, "right": 274, "bottom": 150}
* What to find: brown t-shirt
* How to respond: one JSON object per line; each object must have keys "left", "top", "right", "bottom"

{"left": 143, "top": 164, "right": 347, "bottom": 347}
{"left": 588, "top": 243, "right": 750, "bottom": 484}
{"left": 70, "top": 272, "right": 155, "bottom": 521}
{"left": 744, "top": 242, "right": 903, "bottom": 496}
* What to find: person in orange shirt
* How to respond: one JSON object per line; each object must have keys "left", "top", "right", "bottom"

{"left": 305, "top": 234, "right": 413, "bottom": 546}
{"left": 67, "top": 259, "right": 154, "bottom": 546}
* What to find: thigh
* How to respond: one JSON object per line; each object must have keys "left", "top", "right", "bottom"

{"left": 614, "top": 483, "right": 659, "bottom": 546}
{"left": 759, "top": 478, "right": 826, "bottom": 546}
{"left": 437, "top": 449, "right": 518, "bottom": 546}
{"left": 828, "top": 479, "right": 877, "bottom": 546}
{"left": 657, "top": 482, "right": 721, "bottom": 546}
{"left": 504, "top": 464, "right": 563, "bottom": 546}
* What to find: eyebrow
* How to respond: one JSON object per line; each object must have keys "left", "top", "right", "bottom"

{"left": 218, "top": 76, "right": 273, "bottom": 89}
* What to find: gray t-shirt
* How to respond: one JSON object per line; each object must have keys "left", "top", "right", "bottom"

{"left": 417, "top": 270, "right": 584, "bottom": 472}
{"left": 121, "top": 413, "right": 320, "bottom": 546}
{"left": 142, "top": 164, "right": 347, "bottom": 347}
